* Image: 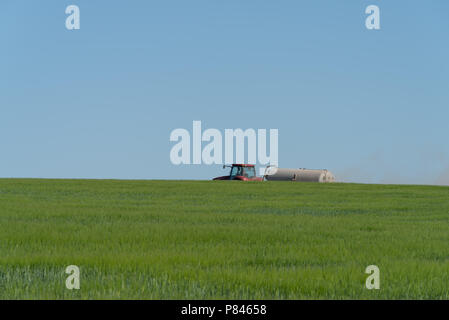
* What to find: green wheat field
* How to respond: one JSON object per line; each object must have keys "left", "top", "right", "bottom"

{"left": 0, "top": 179, "right": 448, "bottom": 299}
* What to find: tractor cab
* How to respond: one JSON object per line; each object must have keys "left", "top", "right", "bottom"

{"left": 213, "top": 164, "right": 263, "bottom": 181}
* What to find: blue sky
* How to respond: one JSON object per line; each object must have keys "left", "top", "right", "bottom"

{"left": 1, "top": 0, "right": 448, "bottom": 184}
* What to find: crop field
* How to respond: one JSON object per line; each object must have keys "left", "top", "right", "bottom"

{"left": 0, "top": 179, "right": 448, "bottom": 299}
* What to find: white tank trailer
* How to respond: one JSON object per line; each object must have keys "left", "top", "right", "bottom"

{"left": 264, "top": 167, "right": 336, "bottom": 183}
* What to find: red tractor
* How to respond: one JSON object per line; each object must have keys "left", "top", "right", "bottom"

{"left": 213, "top": 164, "right": 263, "bottom": 181}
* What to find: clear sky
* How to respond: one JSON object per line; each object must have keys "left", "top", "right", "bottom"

{"left": 1, "top": 0, "right": 448, "bottom": 184}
